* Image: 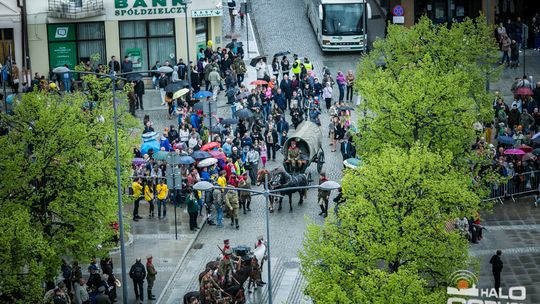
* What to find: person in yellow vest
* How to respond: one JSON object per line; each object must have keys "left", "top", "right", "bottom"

{"left": 291, "top": 54, "right": 302, "bottom": 80}
{"left": 144, "top": 180, "right": 155, "bottom": 218}
{"left": 156, "top": 179, "right": 169, "bottom": 219}
{"left": 303, "top": 58, "right": 312, "bottom": 71}
{"left": 132, "top": 178, "right": 143, "bottom": 221}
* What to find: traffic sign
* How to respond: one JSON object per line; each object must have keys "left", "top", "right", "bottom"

{"left": 392, "top": 5, "right": 404, "bottom": 17}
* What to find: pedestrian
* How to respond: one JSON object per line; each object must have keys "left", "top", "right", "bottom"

{"left": 94, "top": 286, "right": 111, "bottom": 304}
{"left": 61, "top": 64, "right": 72, "bottom": 93}
{"left": 158, "top": 72, "right": 169, "bottom": 105}
{"left": 60, "top": 258, "right": 73, "bottom": 295}
{"left": 246, "top": 146, "right": 260, "bottom": 185}
{"left": 336, "top": 71, "right": 346, "bottom": 102}
{"left": 500, "top": 33, "right": 511, "bottom": 66}
{"left": 345, "top": 70, "right": 355, "bottom": 102}
{"left": 208, "top": 67, "right": 222, "bottom": 101}
{"left": 318, "top": 172, "right": 330, "bottom": 217}
{"left": 129, "top": 258, "right": 146, "bottom": 304}
{"left": 72, "top": 261, "right": 82, "bottom": 291}
{"left": 146, "top": 255, "right": 157, "bottom": 300}
{"left": 156, "top": 178, "right": 169, "bottom": 219}
{"left": 323, "top": 82, "right": 333, "bottom": 111}
{"left": 128, "top": 82, "right": 137, "bottom": 117}
{"left": 213, "top": 186, "right": 225, "bottom": 227}
{"left": 121, "top": 56, "right": 133, "bottom": 74}
{"left": 489, "top": 250, "right": 503, "bottom": 294}
{"left": 73, "top": 278, "right": 90, "bottom": 304}
{"left": 144, "top": 180, "right": 155, "bottom": 218}
{"left": 225, "top": 182, "right": 240, "bottom": 229}
{"left": 135, "top": 79, "right": 145, "bottom": 110}
{"left": 187, "top": 189, "right": 200, "bottom": 231}
{"left": 237, "top": 175, "right": 251, "bottom": 214}
{"left": 132, "top": 178, "right": 143, "bottom": 221}
{"left": 340, "top": 136, "right": 356, "bottom": 162}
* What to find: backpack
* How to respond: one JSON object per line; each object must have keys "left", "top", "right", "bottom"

{"left": 132, "top": 265, "right": 145, "bottom": 281}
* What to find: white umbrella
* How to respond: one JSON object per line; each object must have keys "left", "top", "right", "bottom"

{"left": 197, "top": 157, "right": 218, "bottom": 168}
{"left": 532, "top": 132, "right": 540, "bottom": 140}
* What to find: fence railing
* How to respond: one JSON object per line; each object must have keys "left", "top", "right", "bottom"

{"left": 485, "top": 170, "right": 540, "bottom": 204}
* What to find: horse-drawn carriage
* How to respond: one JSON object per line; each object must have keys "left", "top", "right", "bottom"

{"left": 281, "top": 121, "right": 325, "bottom": 175}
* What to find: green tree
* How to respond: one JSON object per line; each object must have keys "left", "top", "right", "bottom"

{"left": 301, "top": 145, "right": 480, "bottom": 303}
{"left": 0, "top": 88, "right": 136, "bottom": 302}
{"left": 355, "top": 16, "right": 499, "bottom": 157}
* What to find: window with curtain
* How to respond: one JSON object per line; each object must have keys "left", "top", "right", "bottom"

{"left": 77, "top": 22, "right": 106, "bottom": 65}
{"left": 120, "top": 20, "right": 175, "bottom": 71}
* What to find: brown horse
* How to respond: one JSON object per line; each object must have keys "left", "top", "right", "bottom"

{"left": 256, "top": 168, "right": 287, "bottom": 212}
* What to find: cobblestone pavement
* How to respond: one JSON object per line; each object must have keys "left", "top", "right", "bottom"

{"left": 157, "top": 2, "right": 540, "bottom": 303}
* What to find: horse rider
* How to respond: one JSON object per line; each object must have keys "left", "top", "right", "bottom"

{"left": 318, "top": 172, "right": 330, "bottom": 217}
{"left": 199, "top": 268, "right": 221, "bottom": 303}
{"left": 218, "top": 248, "right": 237, "bottom": 286}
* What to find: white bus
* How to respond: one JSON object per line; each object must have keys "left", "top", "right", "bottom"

{"left": 305, "top": 0, "right": 371, "bottom": 52}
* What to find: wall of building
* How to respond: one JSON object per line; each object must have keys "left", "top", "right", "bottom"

{"left": 25, "top": 0, "right": 223, "bottom": 76}
{"left": 0, "top": 0, "right": 23, "bottom": 82}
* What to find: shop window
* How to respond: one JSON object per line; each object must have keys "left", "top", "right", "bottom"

{"left": 120, "top": 20, "right": 176, "bottom": 71}
{"left": 47, "top": 22, "right": 106, "bottom": 71}
{"left": 195, "top": 18, "right": 209, "bottom": 54}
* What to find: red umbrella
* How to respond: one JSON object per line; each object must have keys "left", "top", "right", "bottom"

{"left": 504, "top": 149, "right": 526, "bottom": 155}
{"left": 249, "top": 80, "right": 268, "bottom": 86}
{"left": 522, "top": 153, "right": 535, "bottom": 161}
{"left": 200, "top": 142, "right": 220, "bottom": 151}
{"left": 519, "top": 144, "right": 533, "bottom": 153}
{"left": 515, "top": 86, "right": 533, "bottom": 96}
{"left": 209, "top": 150, "right": 226, "bottom": 161}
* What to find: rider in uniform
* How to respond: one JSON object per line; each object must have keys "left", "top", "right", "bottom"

{"left": 286, "top": 140, "right": 301, "bottom": 172}
{"left": 199, "top": 268, "right": 221, "bottom": 303}
{"left": 218, "top": 248, "right": 236, "bottom": 286}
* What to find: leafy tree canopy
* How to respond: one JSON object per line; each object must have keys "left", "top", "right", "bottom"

{"left": 0, "top": 85, "right": 137, "bottom": 302}
{"left": 355, "top": 16, "right": 499, "bottom": 157}
{"left": 301, "top": 145, "right": 481, "bottom": 303}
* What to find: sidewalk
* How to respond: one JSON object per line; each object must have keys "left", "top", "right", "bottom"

{"left": 490, "top": 49, "right": 540, "bottom": 101}
{"left": 108, "top": 91, "right": 203, "bottom": 304}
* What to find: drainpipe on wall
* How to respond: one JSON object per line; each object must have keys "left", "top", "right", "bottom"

{"left": 17, "top": 0, "right": 30, "bottom": 84}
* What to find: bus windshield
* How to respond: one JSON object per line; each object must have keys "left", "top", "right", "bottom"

{"left": 322, "top": 3, "right": 364, "bottom": 36}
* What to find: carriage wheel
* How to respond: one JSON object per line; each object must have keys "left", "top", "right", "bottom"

{"left": 317, "top": 151, "right": 325, "bottom": 173}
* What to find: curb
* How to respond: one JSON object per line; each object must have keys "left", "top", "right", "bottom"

{"left": 108, "top": 232, "right": 134, "bottom": 255}
{"left": 155, "top": 220, "right": 206, "bottom": 304}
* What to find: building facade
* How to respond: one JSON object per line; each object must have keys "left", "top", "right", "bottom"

{"left": 26, "top": 0, "right": 223, "bottom": 76}
{"left": 0, "top": 0, "right": 23, "bottom": 83}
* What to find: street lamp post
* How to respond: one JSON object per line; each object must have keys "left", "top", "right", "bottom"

{"left": 193, "top": 178, "right": 340, "bottom": 304}
{"left": 53, "top": 65, "right": 173, "bottom": 304}
{"left": 184, "top": 1, "right": 193, "bottom": 87}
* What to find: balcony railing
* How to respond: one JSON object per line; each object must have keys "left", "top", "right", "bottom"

{"left": 48, "top": 0, "right": 105, "bottom": 19}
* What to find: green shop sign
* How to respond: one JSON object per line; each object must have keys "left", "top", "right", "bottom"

{"left": 48, "top": 24, "right": 76, "bottom": 42}
{"left": 49, "top": 42, "right": 78, "bottom": 69}
{"left": 114, "top": 0, "right": 187, "bottom": 16}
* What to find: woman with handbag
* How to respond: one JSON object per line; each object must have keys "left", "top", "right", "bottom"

{"left": 228, "top": 0, "right": 237, "bottom": 27}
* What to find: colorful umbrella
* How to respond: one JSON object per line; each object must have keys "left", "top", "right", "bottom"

{"left": 201, "top": 142, "right": 220, "bottom": 151}
{"left": 343, "top": 158, "right": 362, "bottom": 169}
{"left": 197, "top": 157, "right": 218, "bottom": 168}
{"left": 522, "top": 153, "right": 535, "bottom": 161}
{"left": 193, "top": 90, "right": 213, "bottom": 99}
{"left": 153, "top": 150, "right": 169, "bottom": 161}
{"left": 249, "top": 80, "right": 268, "bottom": 86}
{"left": 515, "top": 86, "right": 533, "bottom": 96}
{"left": 504, "top": 149, "right": 526, "bottom": 155}
{"left": 191, "top": 150, "right": 212, "bottom": 159}
{"left": 173, "top": 88, "right": 190, "bottom": 99}
{"left": 497, "top": 136, "right": 514, "bottom": 145}
{"left": 178, "top": 155, "right": 196, "bottom": 165}
{"left": 209, "top": 150, "right": 226, "bottom": 161}
{"left": 519, "top": 144, "right": 533, "bottom": 153}
{"left": 132, "top": 158, "right": 146, "bottom": 165}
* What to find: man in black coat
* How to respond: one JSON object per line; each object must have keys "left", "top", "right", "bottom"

{"left": 340, "top": 136, "right": 356, "bottom": 162}
{"left": 279, "top": 75, "right": 293, "bottom": 109}
{"left": 129, "top": 258, "right": 147, "bottom": 303}
{"left": 489, "top": 250, "right": 503, "bottom": 294}
{"left": 134, "top": 80, "right": 145, "bottom": 110}
{"left": 108, "top": 56, "right": 120, "bottom": 74}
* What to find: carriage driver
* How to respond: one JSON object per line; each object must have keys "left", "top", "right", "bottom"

{"left": 218, "top": 248, "right": 237, "bottom": 285}
{"left": 286, "top": 140, "right": 305, "bottom": 172}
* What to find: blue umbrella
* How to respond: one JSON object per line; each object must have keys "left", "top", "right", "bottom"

{"left": 178, "top": 155, "right": 196, "bottom": 165}
{"left": 192, "top": 150, "right": 212, "bottom": 160}
{"left": 153, "top": 151, "right": 169, "bottom": 161}
{"left": 193, "top": 90, "right": 213, "bottom": 99}
{"left": 497, "top": 136, "right": 514, "bottom": 145}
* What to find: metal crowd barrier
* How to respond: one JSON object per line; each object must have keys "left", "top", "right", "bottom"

{"left": 484, "top": 170, "right": 540, "bottom": 204}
